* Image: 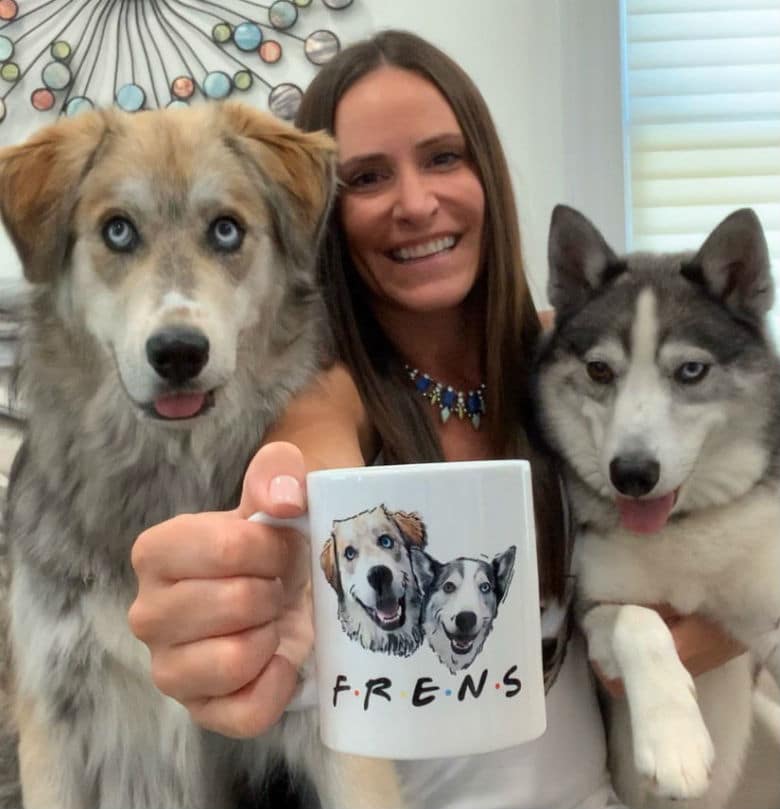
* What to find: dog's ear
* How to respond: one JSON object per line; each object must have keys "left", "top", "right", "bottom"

{"left": 0, "top": 111, "right": 108, "bottom": 284}
{"left": 220, "top": 102, "right": 336, "bottom": 266}
{"left": 492, "top": 545, "right": 516, "bottom": 604}
{"left": 681, "top": 208, "right": 773, "bottom": 323}
{"left": 409, "top": 546, "right": 439, "bottom": 596}
{"left": 547, "top": 205, "right": 624, "bottom": 319}
{"left": 319, "top": 535, "right": 342, "bottom": 595}
{"left": 389, "top": 509, "right": 427, "bottom": 548}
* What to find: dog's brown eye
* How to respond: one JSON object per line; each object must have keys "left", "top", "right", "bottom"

{"left": 209, "top": 217, "right": 244, "bottom": 252}
{"left": 102, "top": 216, "right": 139, "bottom": 252}
{"left": 586, "top": 361, "right": 614, "bottom": 385}
{"left": 344, "top": 545, "right": 357, "bottom": 561}
{"left": 443, "top": 581, "right": 456, "bottom": 594}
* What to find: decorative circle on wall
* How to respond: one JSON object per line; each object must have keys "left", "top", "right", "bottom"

{"left": 233, "top": 69, "right": 253, "bottom": 91}
{"left": 0, "top": 35, "right": 13, "bottom": 61}
{"left": 0, "top": 0, "right": 355, "bottom": 126}
{"left": 269, "top": 1, "right": 298, "bottom": 31}
{"left": 0, "top": 1, "right": 18, "bottom": 22}
{"left": 30, "top": 86, "right": 53, "bottom": 110}
{"left": 65, "top": 95, "right": 92, "bottom": 116}
{"left": 0, "top": 60, "right": 17, "bottom": 82}
{"left": 233, "top": 21, "right": 262, "bottom": 52}
{"left": 115, "top": 83, "right": 145, "bottom": 112}
{"left": 268, "top": 81, "right": 302, "bottom": 120}
{"left": 305, "top": 29, "right": 339, "bottom": 66}
{"left": 259, "top": 40, "right": 282, "bottom": 64}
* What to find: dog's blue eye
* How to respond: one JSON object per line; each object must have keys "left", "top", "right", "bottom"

{"left": 209, "top": 217, "right": 244, "bottom": 252}
{"left": 443, "top": 581, "right": 456, "bottom": 594}
{"left": 674, "top": 362, "right": 709, "bottom": 384}
{"left": 102, "top": 217, "right": 138, "bottom": 252}
{"left": 479, "top": 582, "right": 492, "bottom": 594}
{"left": 344, "top": 545, "right": 357, "bottom": 561}
{"left": 377, "top": 534, "right": 394, "bottom": 550}
{"left": 586, "top": 361, "right": 614, "bottom": 385}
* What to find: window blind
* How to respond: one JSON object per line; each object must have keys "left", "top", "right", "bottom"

{"left": 622, "top": 0, "right": 780, "bottom": 324}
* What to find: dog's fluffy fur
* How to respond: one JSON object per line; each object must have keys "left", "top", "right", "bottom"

{"left": 0, "top": 531, "right": 20, "bottom": 809}
{"left": 534, "top": 205, "right": 780, "bottom": 809}
{"left": 411, "top": 546, "right": 516, "bottom": 674}
{"left": 0, "top": 103, "right": 403, "bottom": 809}
{"left": 320, "top": 505, "right": 427, "bottom": 657}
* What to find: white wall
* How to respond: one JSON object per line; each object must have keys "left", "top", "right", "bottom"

{"left": 0, "top": 0, "right": 626, "bottom": 307}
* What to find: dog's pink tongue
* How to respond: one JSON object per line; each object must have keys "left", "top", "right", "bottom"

{"left": 154, "top": 393, "right": 206, "bottom": 419}
{"left": 617, "top": 492, "right": 676, "bottom": 535}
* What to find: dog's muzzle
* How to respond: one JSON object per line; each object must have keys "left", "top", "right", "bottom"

{"left": 359, "top": 565, "right": 406, "bottom": 630}
{"left": 144, "top": 327, "right": 214, "bottom": 420}
{"left": 445, "top": 611, "right": 479, "bottom": 655}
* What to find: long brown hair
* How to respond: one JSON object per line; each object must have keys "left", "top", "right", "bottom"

{"left": 295, "top": 30, "right": 566, "bottom": 599}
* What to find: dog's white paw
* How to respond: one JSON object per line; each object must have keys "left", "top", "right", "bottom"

{"left": 633, "top": 708, "right": 715, "bottom": 800}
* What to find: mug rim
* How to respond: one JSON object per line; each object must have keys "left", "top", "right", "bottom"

{"left": 307, "top": 458, "right": 530, "bottom": 482}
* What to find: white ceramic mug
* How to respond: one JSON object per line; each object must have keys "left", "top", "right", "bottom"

{"left": 255, "top": 460, "right": 546, "bottom": 759}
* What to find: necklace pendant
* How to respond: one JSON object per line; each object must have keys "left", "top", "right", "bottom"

{"left": 404, "top": 365, "right": 486, "bottom": 431}
{"left": 455, "top": 391, "right": 467, "bottom": 420}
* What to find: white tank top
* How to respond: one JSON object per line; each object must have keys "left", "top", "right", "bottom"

{"left": 394, "top": 633, "right": 622, "bottom": 809}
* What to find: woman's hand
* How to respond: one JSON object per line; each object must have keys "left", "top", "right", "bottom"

{"left": 129, "top": 441, "right": 312, "bottom": 738}
{"left": 596, "top": 605, "right": 746, "bottom": 698}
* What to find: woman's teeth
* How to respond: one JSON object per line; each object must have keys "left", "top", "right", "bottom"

{"left": 392, "top": 235, "right": 456, "bottom": 262}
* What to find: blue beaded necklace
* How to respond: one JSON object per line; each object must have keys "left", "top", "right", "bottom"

{"left": 404, "top": 365, "right": 486, "bottom": 430}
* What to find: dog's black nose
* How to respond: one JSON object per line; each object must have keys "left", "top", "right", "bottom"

{"left": 146, "top": 328, "right": 209, "bottom": 385}
{"left": 610, "top": 455, "right": 660, "bottom": 497}
{"left": 367, "top": 565, "right": 393, "bottom": 594}
{"left": 455, "top": 611, "right": 477, "bottom": 633}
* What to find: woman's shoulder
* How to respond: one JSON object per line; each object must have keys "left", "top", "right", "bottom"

{"left": 307, "top": 363, "right": 368, "bottom": 433}
{"left": 264, "top": 362, "right": 378, "bottom": 468}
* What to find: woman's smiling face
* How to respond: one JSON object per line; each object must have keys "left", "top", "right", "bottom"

{"left": 334, "top": 66, "right": 486, "bottom": 318}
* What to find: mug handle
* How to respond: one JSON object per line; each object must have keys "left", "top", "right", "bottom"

{"left": 247, "top": 510, "right": 318, "bottom": 711}
{"left": 248, "top": 511, "right": 309, "bottom": 535}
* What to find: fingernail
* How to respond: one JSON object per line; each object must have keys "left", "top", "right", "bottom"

{"left": 269, "top": 475, "right": 304, "bottom": 509}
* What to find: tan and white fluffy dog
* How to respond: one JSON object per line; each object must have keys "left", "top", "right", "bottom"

{"left": 0, "top": 104, "right": 403, "bottom": 809}
{"left": 320, "top": 505, "right": 427, "bottom": 657}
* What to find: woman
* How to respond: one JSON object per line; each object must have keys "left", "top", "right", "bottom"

{"left": 129, "top": 30, "right": 741, "bottom": 809}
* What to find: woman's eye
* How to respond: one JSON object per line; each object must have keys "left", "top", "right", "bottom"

{"left": 102, "top": 217, "right": 138, "bottom": 252}
{"left": 347, "top": 171, "right": 384, "bottom": 189}
{"left": 443, "top": 581, "right": 456, "bottom": 594}
{"left": 430, "top": 151, "right": 461, "bottom": 168}
{"left": 586, "top": 361, "right": 615, "bottom": 385}
{"left": 377, "top": 534, "right": 394, "bottom": 550}
{"left": 674, "top": 361, "right": 710, "bottom": 384}
{"left": 344, "top": 546, "right": 357, "bottom": 561}
{"left": 209, "top": 217, "right": 244, "bottom": 252}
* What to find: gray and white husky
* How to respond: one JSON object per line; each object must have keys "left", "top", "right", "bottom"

{"left": 0, "top": 103, "right": 403, "bottom": 809}
{"left": 534, "top": 205, "right": 780, "bottom": 809}
{"left": 411, "top": 546, "right": 516, "bottom": 674}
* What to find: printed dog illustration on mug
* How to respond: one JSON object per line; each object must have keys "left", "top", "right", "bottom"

{"left": 411, "top": 546, "right": 516, "bottom": 674}
{"left": 320, "top": 505, "right": 428, "bottom": 657}
{"left": 320, "top": 505, "right": 517, "bottom": 672}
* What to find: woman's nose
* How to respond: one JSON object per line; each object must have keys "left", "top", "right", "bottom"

{"left": 392, "top": 169, "right": 438, "bottom": 222}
